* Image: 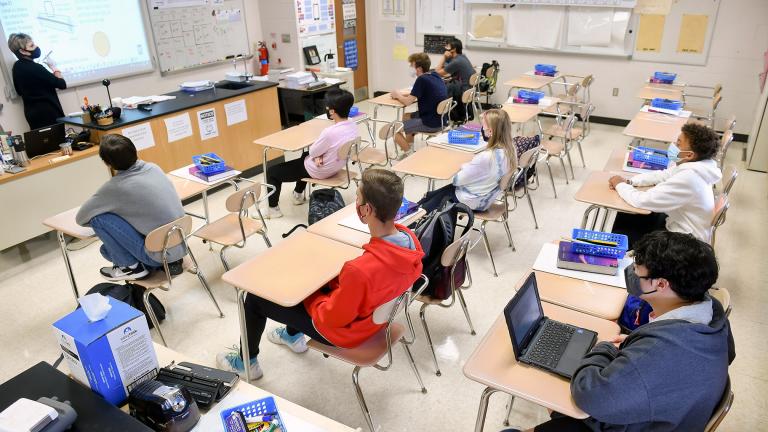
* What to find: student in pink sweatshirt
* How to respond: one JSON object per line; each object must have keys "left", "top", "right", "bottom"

{"left": 265, "top": 89, "right": 359, "bottom": 218}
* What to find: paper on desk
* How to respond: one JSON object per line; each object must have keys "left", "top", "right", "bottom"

{"left": 324, "top": 77, "right": 342, "bottom": 85}
{"left": 640, "top": 105, "right": 691, "bottom": 118}
{"left": 169, "top": 164, "right": 241, "bottom": 185}
{"left": 250, "top": 75, "right": 269, "bottom": 81}
{"left": 539, "top": 97, "right": 556, "bottom": 107}
{"left": 532, "top": 243, "right": 632, "bottom": 289}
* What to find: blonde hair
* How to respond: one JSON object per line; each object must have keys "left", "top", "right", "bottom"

{"left": 482, "top": 109, "right": 518, "bottom": 172}
{"left": 7, "top": 33, "right": 32, "bottom": 56}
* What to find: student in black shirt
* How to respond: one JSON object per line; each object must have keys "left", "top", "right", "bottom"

{"left": 7, "top": 33, "right": 67, "bottom": 129}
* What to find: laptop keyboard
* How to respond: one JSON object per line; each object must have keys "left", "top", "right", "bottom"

{"left": 526, "top": 321, "right": 575, "bottom": 368}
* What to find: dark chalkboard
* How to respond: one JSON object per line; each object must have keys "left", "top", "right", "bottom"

{"left": 424, "top": 34, "right": 455, "bottom": 54}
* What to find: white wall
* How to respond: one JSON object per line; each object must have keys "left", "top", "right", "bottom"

{"left": 365, "top": 0, "right": 768, "bottom": 135}
{"left": 0, "top": 2, "right": 263, "bottom": 135}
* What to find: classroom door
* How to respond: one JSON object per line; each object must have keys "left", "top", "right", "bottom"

{"left": 334, "top": 0, "right": 368, "bottom": 101}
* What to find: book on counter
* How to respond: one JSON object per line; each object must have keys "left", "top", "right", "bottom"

{"left": 556, "top": 241, "right": 619, "bottom": 275}
{"left": 189, "top": 165, "right": 236, "bottom": 183}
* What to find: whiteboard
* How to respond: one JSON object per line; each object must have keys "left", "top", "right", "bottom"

{"left": 147, "top": 0, "right": 251, "bottom": 75}
{"left": 416, "top": 0, "right": 465, "bottom": 36}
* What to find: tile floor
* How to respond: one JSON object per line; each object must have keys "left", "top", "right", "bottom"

{"left": 0, "top": 102, "right": 765, "bottom": 431}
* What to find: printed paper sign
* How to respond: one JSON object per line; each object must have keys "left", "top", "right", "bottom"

{"left": 224, "top": 99, "right": 248, "bottom": 126}
{"left": 197, "top": 108, "right": 219, "bottom": 140}
{"left": 164, "top": 113, "right": 193, "bottom": 142}
{"left": 121, "top": 123, "right": 155, "bottom": 151}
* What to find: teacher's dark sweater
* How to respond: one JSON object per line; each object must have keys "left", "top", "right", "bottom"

{"left": 12, "top": 58, "right": 66, "bottom": 129}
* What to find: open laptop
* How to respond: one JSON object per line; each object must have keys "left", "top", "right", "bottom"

{"left": 23, "top": 123, "right": 65, "bottom": 158}
{"left": 504, "top": 272, "right": 597, "bottom": 379}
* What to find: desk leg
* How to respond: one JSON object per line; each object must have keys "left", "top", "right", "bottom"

{"left": 365, "top": 118, "right": 376, "bottom": 145}
{"left": 57, "top": 231, "right": 80, "bottom": 306}
{"left": 427, "top": 178, "right": 435, "bottom": 192}
{"left": 600, "top": 209, "right": 610, "bottom": 231}
{"left": 473, "top": 387, "right": 498, "bottom": 432}
{"left": 263, "top": 147, "right": 269, "bottom": 200}
{"left": 202, "top": 190, "right": 212, "bottom": 250}
{"left": 237, "top": 288, "right": 252, "bottom": 383}
{"left": 581, "top": 204, "right": 599, "bottom": 229}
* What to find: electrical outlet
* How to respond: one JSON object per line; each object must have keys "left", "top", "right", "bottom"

{"left": 612, "top": 88, "right": 619, "bottom": 97}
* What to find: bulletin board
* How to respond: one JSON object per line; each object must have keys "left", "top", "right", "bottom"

{"left": 632, "top": 0, "right": 720, "bottom": 65}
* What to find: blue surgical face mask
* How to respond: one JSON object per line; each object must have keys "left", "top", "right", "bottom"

{"left": 667, "top": 142, "right": 693, "bottom": 163}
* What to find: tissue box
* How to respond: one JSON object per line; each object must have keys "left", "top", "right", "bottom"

{"left": 52, "top": 297, "right": 159, "bottom": 405}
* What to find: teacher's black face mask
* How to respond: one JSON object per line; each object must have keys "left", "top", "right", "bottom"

{"left": 29, "top": 47, "right": 41, "bottom": 58}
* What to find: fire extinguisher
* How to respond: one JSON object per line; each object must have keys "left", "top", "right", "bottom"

{"left": 258, "top": 41, "right": 269, "bottom": 76}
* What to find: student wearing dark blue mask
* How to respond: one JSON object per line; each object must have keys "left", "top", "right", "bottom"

{"left": 7, "top": 33, "right": 67, "bottom": 129}
{"left": 503, "top": 231, "right": 734, "bottom": 432}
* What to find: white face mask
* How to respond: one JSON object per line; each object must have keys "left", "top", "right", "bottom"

{"left": 410, "top": 69, "right": 417, "bottom": 78}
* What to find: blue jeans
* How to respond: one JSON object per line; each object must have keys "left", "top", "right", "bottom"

{"left": 90, "top": 213, "right": 162, "bottom": 268}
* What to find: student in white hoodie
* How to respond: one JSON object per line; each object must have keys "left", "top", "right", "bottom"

{"left": 418, "top": 109, "right": 518, "bottom": 212}
{"left": 608, "top": 123, "right": 722, "bottom": 246}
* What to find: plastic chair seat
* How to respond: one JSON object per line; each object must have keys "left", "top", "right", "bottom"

{"left": 307, "top": 323, "right": 405, "bottom": 367}
{"left": 352, "top": 147, "right": 387, "bottom": 165}
{"left": 192, "top": 213, "right": 264, "bottom": 246}
{"left": 543, "top": 124, "right": 583, "bottom": 140}
{"left": 541, "top": 139, "right": 565, "bottom": 155}
{"left": 474, "top": 202, "right": 506, "bottom": 221}
{"left": 133, "top": 256, "right": 193, "bottom": 289}
{"left": 687, "top": 105, "right": 713, "bottom": 117}
{"left": 302, "top": 170, "right": 359, "bottom": 188}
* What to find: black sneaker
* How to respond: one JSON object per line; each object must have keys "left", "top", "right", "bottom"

{"left": 167, "top": 259, "right": 184, "bottom": 276}
{"left": 100, "top": 263, "right": 150, "bottom": 281}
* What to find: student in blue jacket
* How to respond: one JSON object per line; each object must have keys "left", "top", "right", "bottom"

{"left": 504, "top": 231, "right": 735, "bottom": 432}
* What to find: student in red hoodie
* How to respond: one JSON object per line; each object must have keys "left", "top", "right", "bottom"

{"left": 217, "top": 169, "right": 424, "bottom": 379}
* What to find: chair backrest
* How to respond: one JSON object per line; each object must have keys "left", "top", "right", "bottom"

{"left": 484, "top": 65, "right": 496, "bottom": 79}
{"left": 713, "top": 83, "right": 723, "bottom": 97}
{"left": 225, "top": 185, "right": 261, "bottom": 213}
{"left": 499, "top": 165, "right": 517, "bottom": 193}
{"left": 461, "top": 88, "right": 475, "bottom": 104}
{"left": 581, "top": 74, "right": 594, "bottom": 89}
{"left": 718, "top": 130, "right": 734, "bottom": 166}
{"left": 440, "top": 232, "right": 471, "bottom": 268}
{"left": 711, "top": 195, "right": 729, "bottom": 229}
{"left": 519, "top": 145, "right": 542, "bottom": 171}
{"left": 436, "top": 97, "right": 454, "bottom": 115}
{"left": 337, "top": 136, "right": 360, "bottom": 160}
{"left": 145, "top": 215, "right": 193, "bottom": 253}
{"left": 708, "top": 287, "right": 732, "bottom": 317}
{"left": 372, "top": 291, "right": 408, "bottom": 325}
{"left": 725, "top": 114, "right": 736, "bottom": 132}
{"left": 712, "top": 93, "right": 722, "bottom": 110}
{"left": 378, "top": 121, "right": 403, "bottom": 141}
{"left": 468, "top": 72, "right": 480, "bottom": 87}
{"left": 721, "top": 165, "right": 738, "bottom": 196}
{"left": 704, "top": 376, "right": 734, "bottom": 432}
{"left": 566, "top": 81, "right": 582, "bottom": 97}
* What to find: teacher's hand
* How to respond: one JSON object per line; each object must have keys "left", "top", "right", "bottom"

{"left": 608, "top": 175, "right": 627, "bottom": 190}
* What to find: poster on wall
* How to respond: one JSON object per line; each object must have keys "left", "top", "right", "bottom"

{"left": 344, "top": 39, "right": 358, "bottom": 69}
{"left": 296, "top": 0, "right": 336, "bottom": 36}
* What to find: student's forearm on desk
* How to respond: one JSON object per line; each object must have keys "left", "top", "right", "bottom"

{"left": 392, "top": 94, "right": 416, "bottom": 105}
{"left": 615, "top": 180, "right": 689, "bottom": 213}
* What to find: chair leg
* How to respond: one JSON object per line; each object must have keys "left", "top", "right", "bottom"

{"left": 456, "top": 288, "right": 477, "bottom": 335}
{"left": 261, "top": 232, "right": 273, "bottom": 248}
{"left": 401, "top": 339, "right": 427, "bottom": 394}
{"left": 196, "top": 270, "right": 224, "bottom": 318}
{"left": 576, "top": 140, "right": 586, "bottom": 167}
{"left": 545, "top": 159, "right": 558, "bottom": 198}
{"left": 219, "top": 246, "right": 231, "bottom": 272}
{"left": 351, "top": 366, "right": 376, "bottom": 432}
{"left": 565, "top": 150, "right": 575, "bottom": 180}
{"left": 419, "top": 303, "right": 441, "bottom": 376}
{"left": 525, "top": 192, "right": 539, "bottom": 229}
{"left": 143, "top": 288, "right": 167, "bottom": 347}
{"left": 503, "top": 395, "right": 516, "bottom": 426}
{"left": 559, "top": 156, "right": 570, "bottom": 185}
{"left": 480, "top": 224, "right": 498, "bottom": 277}
{"left": 503, "top": 219, "right": 516, "bottom": 251}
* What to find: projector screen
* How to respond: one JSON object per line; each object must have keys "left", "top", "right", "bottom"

{"left": 0, "top": 0, "right": 154, "bottom": 90}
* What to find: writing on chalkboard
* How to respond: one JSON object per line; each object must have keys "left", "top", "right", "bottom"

{"left": 424, "top": 34, "right": 455, "bottom": 54}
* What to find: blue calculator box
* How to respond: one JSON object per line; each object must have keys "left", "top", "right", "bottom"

{"left": 517, "top": 89, "right": 545, "bottom": 102}
{"left": 535, "top": 64, "right": 557, "bottom": 74}
{"left": 653, "top": 72, "right": 677, "bottom": 83}
{"left": 650, "top": 98, "right": 683, "bottom": 111}
{"left": 570, "top": 229, "right": 629, "bottom": 259}
{"left": 221, "top": 396, "right": 286, "bottom": 432}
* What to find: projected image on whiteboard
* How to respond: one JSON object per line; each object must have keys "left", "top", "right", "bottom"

{"left": 0, "top": 0, "right": 153, "bottom": 86}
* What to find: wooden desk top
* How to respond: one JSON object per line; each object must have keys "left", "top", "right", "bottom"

{"left": 42, "top": 207, "right": 95, "bottom": 239}
{"left": 501, "top": 103, "right": 543, "bottom": 123}
{"left": 222, "top": 231, "right": 363, "bottom": 307}
{"left": 368, "top": 92, "right": 408, "bottom": 108}
{"left": 307, "top": 204, "right": 426, "bottom": 249}
{"left": 167, "top": 174, "right": 212, "bottom": 201}
{"left": 392, "top": 146, "right": 474, "bottom": 180}
{"left": 623, "top": 111, "right": 686, "bottom": 143}
{"left": 152, "top": 344, "right": 358, "bottom": 431}
{"left": 522, "top": 270, "right": 628, "bottom": 321}
{"left": 252, "top": 118, "right": 331, "bottom": 151}
{"left": 504, "top": 74, "right": 560, "bottom": 90}
{"left": 636, "top": 86, "right": 683, "bottom": 101}
{"left": 574, "top": 171, "right": 651, "bottom": 215}
{"left": 463, "top": 303, "right": 619, "bottom": 419}
{"left": 0, "top": 146, "right": 101, "bottom": 186}
{"left": 603, "top": 146, "right": 628, "bottom": 173}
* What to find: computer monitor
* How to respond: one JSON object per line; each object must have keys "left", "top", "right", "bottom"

{"left": 504, "top": 272, "right": 545, "bottom": 358}
{"left": 23, "top": 123, "right": 65, "bottom": 158}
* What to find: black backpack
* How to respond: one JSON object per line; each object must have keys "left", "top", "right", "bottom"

{"left": 308, "top": 189, "right": 345, "bottom": 225}
{"left": 412, "top": 201, "right": 474, "bottom": 300}
{"left": 85, "top": 282, "right": 166, "bottom": 329}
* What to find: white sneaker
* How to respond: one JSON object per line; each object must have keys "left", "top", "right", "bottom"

{"left": 216, "top": 347, "right": 263, "bottom": 380}
{"left": 267, "top": 327, "right": 308, "bottom": 353}
{"left": 292, "top": 191, "right": 306, "bottom": 205}
{"left": 266, "top": 206, "right": 283, "bottom": 219}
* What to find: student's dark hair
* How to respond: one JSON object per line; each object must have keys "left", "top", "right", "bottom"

{"left": 324, "top": 88, "right": 354, "bottom": 118}
{"left": 448, "top": 38, "right": 463, "bottom": 54}
{"left": 633, "top": 231, "right": 719, "bottom": 302}
{"left": 359, "top": 168, "right": 403, "bottom": 223}
{"left": 681, "top": 123, "right": 719, "bottom": 160}
{"left": 99, "top": 134, "right": 138, "bottom": 171}
{"left": 408, "top": 52, "right": 431, "bottom": 73}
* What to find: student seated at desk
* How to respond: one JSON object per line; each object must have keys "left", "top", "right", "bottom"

{"left": 75, "top": 135, "right": 185, "bottom": 281}
{"left": 418, "top": 109, "right": 518, "bottom": 213}
{"left": 608, "top": 123, "right": 722, "bottom": 246}
{"left": 265, "top": 88, "right": 358, "bottom": 219}
{"left": 435, "top": 38, "right": 475, "bottom": 121}
{"left": 218, "top": 169, "right": 424, "bottom": 379}
{"left": 391, "top": 52, "right": 448, "bottom": 153}
{"left": 504, "top": 231, "right": 735, "bottom": 432}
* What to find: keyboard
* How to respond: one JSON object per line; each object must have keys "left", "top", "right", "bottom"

{"left": 526, "top": 321, "right": 575, "bottom": 368}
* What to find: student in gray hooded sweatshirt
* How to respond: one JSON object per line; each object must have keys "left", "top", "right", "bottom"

{"left": 503, "top": 231, "right": 735, "bottom": 432}
{"left": 76, "top": 134, "right": 185, "bottom": 281}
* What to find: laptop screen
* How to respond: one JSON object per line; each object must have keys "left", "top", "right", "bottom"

{"left": 504, "top": 272, "right": 544, "bottom": 357}
{"left": 23, "top": 123, "right": 65, "bottom": 158}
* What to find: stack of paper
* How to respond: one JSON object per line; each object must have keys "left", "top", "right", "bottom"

{"left": 641, "top": 105, "right": 692, "bottom": 118}
{"left": 179, "top": 80, "right": 214, "bottom": 92}
{"left": 284, "top": 72, "right": 314, "bottom": 89}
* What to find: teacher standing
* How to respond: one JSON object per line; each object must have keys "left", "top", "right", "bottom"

{"left": 7, "top": 33, "right": 66, "bottom": 129}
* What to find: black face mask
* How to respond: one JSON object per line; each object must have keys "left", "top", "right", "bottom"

{"left": 481, "top": 127, "right": 490, "bottom": 142}
{"left": 29, "top": 47, "right": 41, "bottom": 59}
{"left": 326, "top": 108, "right": 332, "bottom": 120}
{"left": 624, "top": 266, "right": 658, "bottom": 297}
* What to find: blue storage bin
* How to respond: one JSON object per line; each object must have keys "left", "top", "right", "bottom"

{"left": 448, "top": 129, "right": 481, "bottom": 145}
{"left": 192, "top": 152, "right": 227, "bottom": 175}
{"left": 651, "top": 98, "right": 683, "bottom": 111}
{"left": 535, "top": 64, "right": 557, "bottom": 74}
{"left": 518, "top": 89, "right": 545, "bottom": 101}
{"left": 349, "top": 106, "right": 360, "bottom": 117}
{"left": 653, "top": 72, "right": 677, "bottom": 83}
{"left": 571, "top": 229, "right": 629, "bottom": 259}
{"left": 220, "top": 396, "right": 286, "bottom": 431}
{"left": 632, "top": 149, "right": 669, "bottom": 168}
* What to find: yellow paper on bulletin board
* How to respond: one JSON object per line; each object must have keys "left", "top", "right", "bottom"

{"left": 677, "top": 14, "right": 708, "bottom": 54}
{"left": 393, "top": 44, "right": 409, "bottom": 61}
{"left": 635, "top": 14, "right": 665, "bottom": 52}
{"left": 472, "top": 15, "right": 505, "bottom": 40}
